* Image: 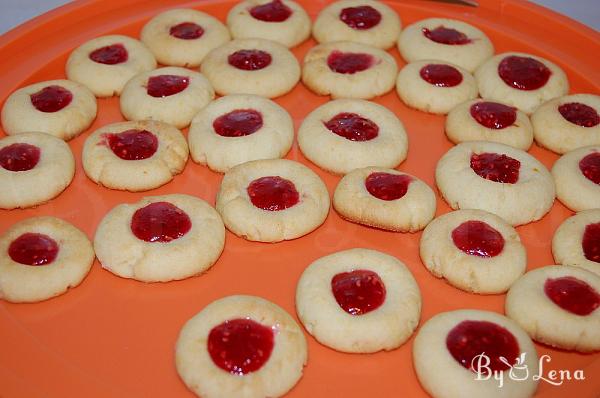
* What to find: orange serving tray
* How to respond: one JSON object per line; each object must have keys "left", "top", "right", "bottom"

{"left": 0, "top": 1, "right": 599, "bottom": 397}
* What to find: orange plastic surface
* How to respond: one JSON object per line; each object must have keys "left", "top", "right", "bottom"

{"left": 0, "top": 1, "right": 599, "bottom": 397}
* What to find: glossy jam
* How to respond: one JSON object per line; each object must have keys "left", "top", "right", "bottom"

{"left": 130, "top": 202, "right": 192, "bottom": 243}
{"left": 207, "top": 318, "right": 274, "bottom": 375}
{"left": 419, "top": 64, "right": 463, "bottom": 87}
{"left": 213, "top": 109, "right": 263, "bottom": 137}
{"left": 544, "top": 276, "right": 600, "bottom": 316}
{"left": 365, "top": 172, "right": 412, "bottom": 201}
{"left": 250, "top": 0, "right": 292, "bottom": 22}
{"left": 89, "top": 43, "right": 128, "bottom": 65}
{"left": 8, "top": 233, "right": 59, "bottom": 266}
{"left": 146, "top": 75, "right": 189, "bottom": 98}
{"left": 497, "top": 55, "right": 551, "bottom": 91}
{"left": 105, "top": 129, "right": 158, "bottom": 161}
{"left": 30, "top": 85, "right": 73, "bottom": 113}
{"left": 327, "top": 51, "right": 375, "bottom": 74}
{"left": 579, "top": 152, "right": 600, "bottom": 185}
{"left": 446, "top": 320, "right": 520, "bottom": 373}
{"left": 228, "top": 49, "right": 272, "bottom": 70}
{"left": 169, "top": 22, "right": 204, "bottom": 39}
{"left": 331, "top": 270, "right": 386, "bottom": 315}
{"left": 339, "top": 5, "right": 381, "bottom": 30}
{"left": 582, "top": 222, "right": 600, "bottom": 263}
{"left": 470, "top": 102, "right": 517, "bottom": 129}
{"left": 470, "top": 152, "right": 521, "bottom": 184}
{"left": 422, "top": 26, "right": 472, "bottom": 45}
{"left": 247, "top": 176, "right": 300, "bottom": 211}
{"left": 558, "top": 102, "right": 600, "bottom": 127}
{"left": 452, "top": 221, "right": 505, "bottom": 257}
{"left": 324, "top": 112, "right": 379, "bottom": 141}
{"left": 0, "top": 143, "right": 40, "bottom": 172}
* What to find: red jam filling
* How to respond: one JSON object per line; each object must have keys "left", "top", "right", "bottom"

{"left": 213, "top": 109, "right": 263, "bottom": 137}
{"left": 146, "top": 75, "right": 189, "bottom": 98}
{"left": 544, "top": 276, "right": 600, "bottom": 316}
{"left": 558, "top": 102, "right": 600, "bottom": 127}
{"left": 470, "top": 102, "right": 517, "bottom": 129}
{"left": 327, "top": 51, "right": 375, "bottom": 74}
{"left": 446, "top": 320, "right": 520, "bottom": 373}
{"left": 30, "top": 85, "right": 73, "bottom": 113}
{"left": 422, "top": 26, "right": 472, "bottom": 45}
{"left": 452, "top": 221, "right": 505, "bottom": 257}
{"left": 250, "top": 0, "right": 292, "bottom": 22}
{"left": 582, "top": 222, "right": 600, "bottom": 263}
{"left": 470, "top": 152, "right": 521, "bottom": 184}
{"left": 324, "top": 112, "right": 379, "bottom": 141}
{"left": 105, "top": 129, "right": 158, "bottom": 160}
{"left": 419, "top": 64, "right": 463, "bottom": 87}
{"left": 89, "top": 43, "right": 128, "bottom": 65}
{"left": 208, "top": 318, "right": 274, "bottom": 375}
{"left": 247, "top": 176, "right": 299, "bottom": 211}
{"left": 339, "top": 5, "right": 382, "bottom": 30}
{"left": 579, "top": 152, "right": 600, "bottom": 185}
{"left": 0, "top": 143, "right": 40, "bottom": 172}
{"left": 130, "top": 202, "right": 192, "bottom": 243}
{"left": 365, "top": 172, "right": 412, "bottom": 201}
{"left": 228, "top": 49, "right": 272, "bottom": 71}
{"left": 8, "top": 233, "right": 59, "bottom": 266}
{"left": 169, "top": 22, "right": 204, "bottom": 40}
{"left": 497, "top": 55, "right": 551, "bottom": 91}
{"left": 331, "top": 270, "right": 386, "bottom": 315}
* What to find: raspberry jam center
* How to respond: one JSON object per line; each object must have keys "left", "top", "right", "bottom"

{"left": 228, "top": 49, "right": 272, "bottom": 71}
{"left": 30, "top": 85, "right": 73, "bottom": 113}
{"left": 324, "top": 112, "right": 379, "bottom": 141}
{"left": 470, "top": 152, "right": 521, "bottom": 184}
{"left": 582, "top": 222, "right": 600, "bottom": 263}
{"left": 146, "top": 75, "right": 189, "bottom": 98}
{"left": 422, "top": 26, "right": 472, "bottom": 45}
{"left": 89, "top": 43, "right": 128, "bottom": 65}
{"left": 105, "top": 129, "right": 158, "bottom": 160}
{"left": 498, "top": 55, "right": 551, "bottom": 91}
{"left": 0, "top": 143, "right": 40, "bottom": 172}
{"left": 130, "top": 202, "right": 192, "bottom": 243}
{"left": 208, "top": 318, "right": 274, "bottom": 375}
{"left": 544, "top": 276, "right": 600, "bottom": 316}
{"left": 558, "top": 102, "right": 600, "bottom": 127}
{"left": 452, "top": 221, "right": 505, "bottom": 257}
{"left": 250, "top": 0, "right": 292, "bottom": 22}
{"left": 8, "top": 233, "right": 59, "bottom": 266}
{"left": 339, "top": 5, "right": 382, "bottom": 30}
{"left": 327, "top": 51, "right": 375, "bottom": 74}
{"left": 365, "top": 172, "right": 412, "bottom": 201}
{"left": 579, "top": 152, "right": 600, "bottom": 185}
{"left": 213, "top": 109, "right": 263, "bottom": 137}
{"left": 169, "top": 22, "right": 204, "bottom": 40}
{"left": 446, "top": 320, "right": 520, "bottom": 374}
{"left": 247, "top": 176, "right": 300, "bottom": 211}
{"left": 331, "top": 269, "right": 386, "bottom": 315}
{"left": 420, "top": 64, "right": 463, "bottom": 87}
{"left": 470, "top": 102, "right": 517, "bottom": 129}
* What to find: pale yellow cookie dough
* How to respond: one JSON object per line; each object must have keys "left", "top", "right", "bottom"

{"left": 552, "top": 209, "right": 600, "bottom": 276}
{"left": 552, "top": 146, "right": 600, "bottom": 211}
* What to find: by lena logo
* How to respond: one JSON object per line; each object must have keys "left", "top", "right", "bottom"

{"left": 471, "top": 353, "right": 585, "bottom": 388}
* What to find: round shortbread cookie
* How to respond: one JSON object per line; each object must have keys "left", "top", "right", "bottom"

{"left": 506, "top": 265, "right": 600, "bottom": 352}
{"left": 297, "top": 99, "right": 408, "bottom": 174}
{"left": 66, "top": 35, "right": 157, "bottom": 98}
{"left": 82, "top": 120, "right": 188, "bottom": 192}
{"left": 333, "top": 167, "right": 435, "bottom": 232}
{"left": 413, "top": 309, "right": 539, "bottom": 398}
{"left": 302, "top": 41, "right": 397, "bottom": 99}
{"left": 531, "top": 94, "right": 600, "bottom": 154}
{"left": 397, "top": 18, "right": 494, "bottom": 73}
{"left": 215, "top": 159, "right": 330, "bottom": 242}
{"left": 420, "top": 209, "right": 526, "bottom": 294}
{"left": 227, "top": 0, "right": 311, "bottom": 48}
{"left": 0, "top": 132, "right": 75, "bottom": 209}
{"left": 188, "top": 94, "right": 293, "bottom": 173}
{"left": 94, "top": 194, "right": 225, "bottom": 282}
{"left": 396, "top": 60, "right": 478, "bottom": 115}
{"left": 140, "top": 8, "right": 231, "bottom": 68}
{"left": 445, "top": 100, "right": 533, "bottom": 150}
{"left": 176, "top": 295, "right": 307, "bottom": 398}
{"left": 475, "top": 52, "right": 569, "bottom": 114}
{"left": 552, "top": 146, "right": 600, "bottom": 211}
{"left": 296, "top": 248, "right": 421, "bottom": 353}
{"left": 552, "top": 209, "right": 600, "bottom": 276}
{"left": 1, "top": 79, "right": 97, "bottom": 141}
{"left": 120, "top": 66, "right": 215, "bottom": 129}
{"left": 435, "top": 141, "right": 555, "bottom": 226}
{"left": 0, "top": 216, "right": 94, "bottom": 303}
{"left": 201, "top": 38, "right": 300, "bottom": 98}
{"left": 312, "top": 0, "right": 401, "bottom": 50}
